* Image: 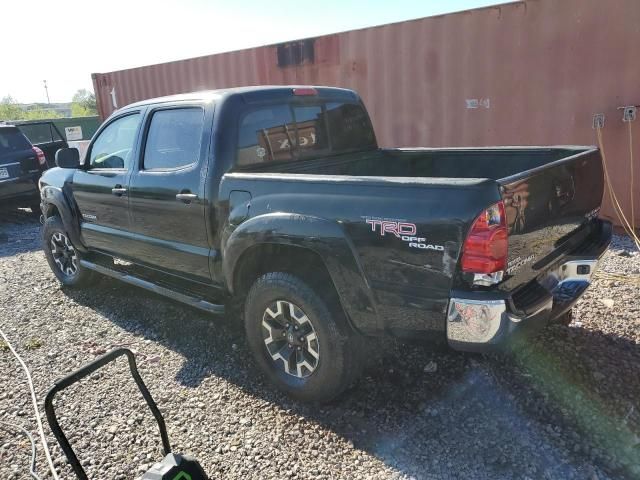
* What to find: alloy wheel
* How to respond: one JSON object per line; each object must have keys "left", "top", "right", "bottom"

{"left": 261, "top": 300, "right": 320, "bottom": 378}
{"left": 50, "top": 232, "right": 78, "bottom": 277}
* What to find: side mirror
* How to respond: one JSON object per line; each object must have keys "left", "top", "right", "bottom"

{"left": 55, "top": 148, "right": 80, "bottom": 169}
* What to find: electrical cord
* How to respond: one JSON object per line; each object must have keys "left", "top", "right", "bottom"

{"left": 595, "top": 271, "right": 640, "bottom": 286}
{"left": 595, "top": 125, "right": 640, "bottom": 250}
{"left": 629, "top": 120, "right": 635, "bottom": 236}
{"left": 0, "top": 420, "right": 42, "bottom": 480}
{"left": 0, "top": 327, "right": 60, "bottom": 480}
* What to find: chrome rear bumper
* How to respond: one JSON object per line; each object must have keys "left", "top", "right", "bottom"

{"left": 447, "top": 221, "right": 611, "bottom": 352}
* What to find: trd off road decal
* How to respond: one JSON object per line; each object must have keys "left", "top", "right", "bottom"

{"left": 364, "top": 217, "right": 444, "bottom": 252}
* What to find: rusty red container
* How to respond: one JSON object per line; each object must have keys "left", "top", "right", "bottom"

{"left": 92, "top": 0, "right": 640, "bottom": 228}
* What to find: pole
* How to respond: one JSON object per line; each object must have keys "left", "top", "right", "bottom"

{"left": 43, "top": 80, "right": 50, "bottom": 104}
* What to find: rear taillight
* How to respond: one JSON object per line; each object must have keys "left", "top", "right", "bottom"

{"left": 461, "top": 201, "right": 508, "bottom": 275}
{"left": 33, "top": 146, "right": 47, "bottom": 167}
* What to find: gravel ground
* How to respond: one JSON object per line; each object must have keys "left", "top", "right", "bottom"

{"left": 0, "top": 208, "right": 639, "bottom": 480}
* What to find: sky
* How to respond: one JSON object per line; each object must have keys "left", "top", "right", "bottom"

{"left": 3, "top": 0, "right": 509, "bottom": 103}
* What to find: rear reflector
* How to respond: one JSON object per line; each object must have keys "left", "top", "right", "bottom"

{"left": 293, "top": 87, "right": 318, "bottom": 96}
{"left": 33, "top": 146, "right": 47, "bottom": 167}
{"left": 461, "top": 201, "right": 508, "bottom": 274}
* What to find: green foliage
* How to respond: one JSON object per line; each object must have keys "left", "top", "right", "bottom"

{"left": 0, "top": 95, "right": 24, "bottom": 121}
{"left": 71, "top": 88, "right": 97, "bottom": 117}
{"left": 71, "top": 102, "right": 94, "bottom": 117}
{"left": 0, "top": 88, "right": 97, "bottom": 121}
{"left": 0, "top": 96, "right": 62, "bottom": 121}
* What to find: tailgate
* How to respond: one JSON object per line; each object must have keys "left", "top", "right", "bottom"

{"left": 499, "top": 147, "right": 604, "bottom": 290}
{"left": 0, "top": 149, "right": 40, "bottom": 178}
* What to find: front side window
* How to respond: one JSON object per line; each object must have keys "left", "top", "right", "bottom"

{"left": 143, "top": 107, "right": 204, "bottom": 170}
{"left": 89, "top": 113, "right": 141, "bottom": 169}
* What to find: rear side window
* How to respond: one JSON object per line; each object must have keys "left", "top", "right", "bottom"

{"left": 0, "top": 128, "right": 32, "bottom": 153}
{"left": 236, "top": 101, "right": 375, "bottom": 167}
{"left": 144, "top": 107, "right": 204, "bottom": 170}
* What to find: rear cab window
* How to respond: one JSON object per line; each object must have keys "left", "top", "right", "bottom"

{"left": 0, "top": 127, "right": 32, "bottom": 154}
{"left": 236, "top": 99, "right": 375, "bottom": 167}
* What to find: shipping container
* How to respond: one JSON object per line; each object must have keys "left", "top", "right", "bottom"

{"left": 92, "top": 0, "right": 640, "bottom": 229}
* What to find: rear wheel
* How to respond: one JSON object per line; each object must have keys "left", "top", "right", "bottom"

{"left": 244, "top": 272, "right": 364, "bottom": 402}
{"left": 42, "top": 216, "right": 96, "bottom": 287}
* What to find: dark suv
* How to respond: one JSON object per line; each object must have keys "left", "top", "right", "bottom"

{"left": 0, "top": 124, "right": 49, "bottom": 213}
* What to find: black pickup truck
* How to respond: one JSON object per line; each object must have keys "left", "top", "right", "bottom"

{"left": 39, "top": 86, "right": 611, "bottom": 401}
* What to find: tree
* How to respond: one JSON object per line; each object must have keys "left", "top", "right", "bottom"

{"left": 0, "top": 96, "right": 62, "bottom": 121}
{"left": 71, "top": 89, "right": 97, "bottom": 116}
{"left": 0, "top": 96, "right": 25, "bottom": 121}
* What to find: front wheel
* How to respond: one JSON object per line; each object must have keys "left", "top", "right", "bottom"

{"left": 42, "top": 216, "right": 96, "bottom": 287}
{"left": 244, "top": 272, "right": 364, "bottom": 402}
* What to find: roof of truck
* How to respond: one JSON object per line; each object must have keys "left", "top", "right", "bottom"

{"left": 123, "top": 85, "right": 358, "bottom": 110}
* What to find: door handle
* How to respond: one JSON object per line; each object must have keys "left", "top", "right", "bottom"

{"left": 111, "top": 186, "right": 127, "bottom": 196}
{"left": 176, "top": 192, "right": 198, "bottom": 203}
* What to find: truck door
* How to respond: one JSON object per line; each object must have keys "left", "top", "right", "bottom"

{"left": 126, "top": 105, "right": 212, "bottom": 283}
{"left": 71, "top": 112, "right": 143, "bottom": 255}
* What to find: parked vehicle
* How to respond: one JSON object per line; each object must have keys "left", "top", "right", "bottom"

{"left": 15, "top": 120, "right": 69, "bottom": 168}
{"left": 0, "top": 124, "right": 49, "bottom": 213}
{"left": 38, "top": 86, "right": 611, "bottom": 401}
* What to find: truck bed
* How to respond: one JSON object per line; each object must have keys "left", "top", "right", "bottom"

{"left": 240, "top": 146, "right": 589, "bottom": 181}
{"left": 230, "top": 145, "right": 604, "bottom": 298}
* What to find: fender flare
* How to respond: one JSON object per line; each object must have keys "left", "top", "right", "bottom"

{"left": 41, "top": 186, "right": 87, "bottom": 252}
{"left": 223, "top": 213, "right": 381, "bottom": 334}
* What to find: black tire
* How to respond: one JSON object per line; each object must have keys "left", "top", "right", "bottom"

{"left": 42, "top": 216, "right": 96, "bottom": 287}
{"left": 244, "top": 272, "right": 365, "bottom": 402}
{"left": 556, "top": 308, "right": 573, "bottom": 326}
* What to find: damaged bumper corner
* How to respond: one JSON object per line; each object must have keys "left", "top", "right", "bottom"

{"left": 447, "top": 221, "right": 612, "bottom": 353}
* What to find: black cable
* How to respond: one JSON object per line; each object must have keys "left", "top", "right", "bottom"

{"left": 0, "top": 420, "right": 42, "bottom": 480}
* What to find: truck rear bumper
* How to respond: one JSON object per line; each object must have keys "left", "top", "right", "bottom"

{"left": 447, "top": 220, "right": 612, "bottom": 353}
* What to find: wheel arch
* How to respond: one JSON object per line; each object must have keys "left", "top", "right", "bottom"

{"left": 223, "top": 213, "right": 380, "bottom": 334}
{"left": 40, "top": 186, "right": 86, "bottom": 252}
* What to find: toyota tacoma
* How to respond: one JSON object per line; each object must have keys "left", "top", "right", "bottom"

{"left": 38, "top": 86, "right": 612, "bottom": 401}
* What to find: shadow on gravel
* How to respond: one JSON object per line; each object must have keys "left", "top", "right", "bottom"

{"left": 62, "top": 279, "right": 640, "bottom": 480}
{"left": 0, "top": 208, "right": 41, "bottom": 257}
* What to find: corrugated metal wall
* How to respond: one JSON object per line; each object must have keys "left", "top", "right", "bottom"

{"left": 92, "top": 0, "right": 640, "bottom": 228}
